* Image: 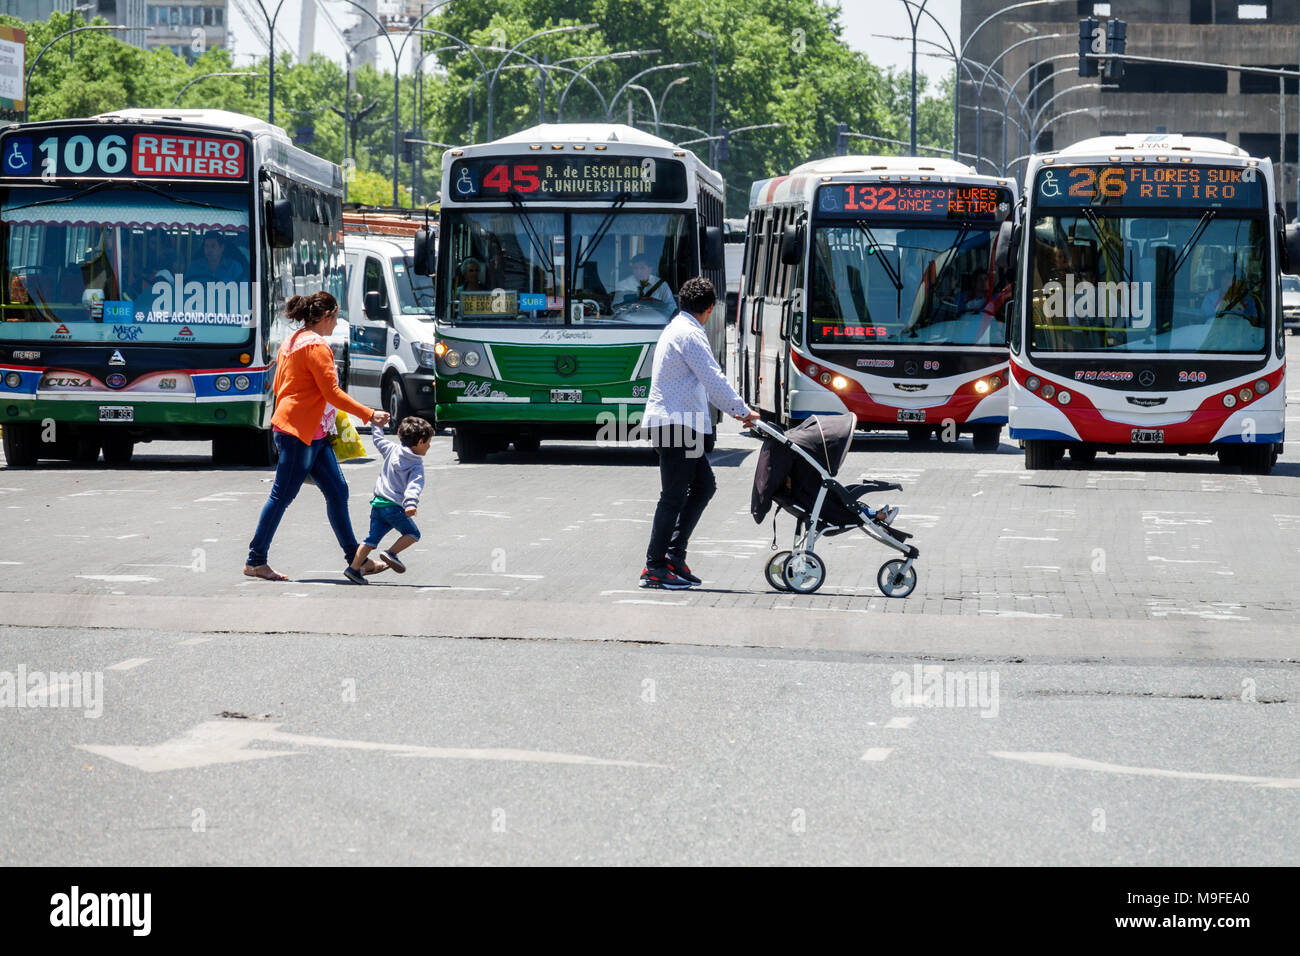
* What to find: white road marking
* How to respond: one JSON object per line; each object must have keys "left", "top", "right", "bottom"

{"left": 591, "top": 517, "right": 649, "bottom": 523}
{"left": 124, "top": 563, "right": 191, "bottom": 569}
{"left": 177, "top": 637, "right": 211, "bottom": 646}
{"left": 76, "top": 575, "right": 160, "bottom": 584}
{"left": 989, "top": 751, "right": 1300, "bottom": 789}
{"left": 419, "top": 586, "right": 513, "bottom": 593}
{"left": 447, "top": 510, "right": 511, "bottom": 519}
{"left": 1024, "top": 565, "right": 1061, "bottom": 571}
{"left": 106, "top": 658, "right": 152, "bottom": 671}
{"left": 112, "top": 533, "right": 141, "bottom": 540}
{"left": 0, "top": 561, "right": 22, "bottom": 565}
{"left": 79, "top": 720, "right": 666, "bottom": 772}
{"left": 998, "top": 535, "right": 1059, "bottom": 542}
{"left": 456, "top": 572, "right": 544, "bottom": 580}
{"left": 615, "top": 599, "right": 691, "bottom": 606}
{"left": 883, "top": 717, "right": 916, "bottom": 729}
{"left": 860, "top": 748, "right": 894, "bottom": 761}
{"left": 979, "top": 610, "right": 1063, "bottom": 618}
{"left": 1147, "top": 556, "right": 1217, "bottom": 564}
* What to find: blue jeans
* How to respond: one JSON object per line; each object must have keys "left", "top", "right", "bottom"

{"left": 364, "top": 504, "right": 421, "bottom": 548}
{"left": 246, "top": 431, "right": 359, "bottom": 567}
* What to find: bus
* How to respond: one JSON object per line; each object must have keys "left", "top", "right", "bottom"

{"left": 1011, "top": 134, "right": 1291, "bottom": 474}
{"left": 423, "top": 123, "right": 726, "bottom": 462}
{"left": 0, "top": 109, "right": 344, "bottom": 467}
{"left": 739, "top": 156, "right": 1018, "bottom": 451}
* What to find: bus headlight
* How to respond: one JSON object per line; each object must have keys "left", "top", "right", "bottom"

{"left": 1040, "top": 383, "right": 1056, "bottom": 400}
{"left": 806, "top": 364, "right": 820, "bottom": 379}
{"left": 464, "top": 350, "right": 481, "bottom": 368}
{"left": 444, "top": 350, "right": 462, "bottom": 368}
{"left": 1223, "top": 393, "right": 1238, "bottom": 408}
{"left": 1057, "top": 390, "right": 1071, "bottom": 405}
{"left": 434, "top": 341, "right": 448, "bottom": 357}
{"left": 831, "top": 375, "right": 848, "bottom": 391}
{"left": 974, "top": 379, "right": 990, "bottom": 394}
{"left": 819, "top": 372, "right": 832, "bottom": 386}
{"left": 1025, "top": 376, "right": 1041, "bottom": 391}
{"left": 1255, "top": 379, "right": 1270, "bottom": 395}
{"left": 3, "top": 372, "right": 19, "bottom": 388}
{"left": 234, "top": 375, "right": 250, "bottom": 391}
{"left": 1238, "top": 387, "right": 1253, "bottom": 402}
{"left": 215, "top": 375, "right": 232, "bottom": 392}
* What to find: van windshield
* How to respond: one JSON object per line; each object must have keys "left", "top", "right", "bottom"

{"left": 392, "top": 255, "right": 435, "bottom": 316}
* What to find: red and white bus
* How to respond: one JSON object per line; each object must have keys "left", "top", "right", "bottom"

{"left": 1010, "top": 134, "right": 1290, "bottom": 474}
{"left": 738, "top": 156, "right": 1018, "bottom": 450}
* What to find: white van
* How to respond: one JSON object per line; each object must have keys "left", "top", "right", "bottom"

{"left": 342, "top": 228, "right": 439, "bottom": 424}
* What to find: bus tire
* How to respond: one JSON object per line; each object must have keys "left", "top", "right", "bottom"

{"left": 102, "top": 434, "right": 134, "bottom": 465}
{"left": 453, "top": 426, "right": 487, "bottom": 463}
{"left": 971, "top": 424, "right": 1001, "bottom": 452}
{"left": 1, "top": 422, "right": 38, "bottom": 467}
{"left": 513, "top": 434, "right": 541, "bottom": 454}
{"left": 906, "top": 426, "right": 931, "bottom": 443}
{"left": 383, "top": 374, "right": 412, "bottom": 428}
{"left": 1238, "top": 443, "right": 1275, "bottom": 475}
{"left": 1068, "top": 444, "right": 1097, "bottom": 465}
{"left": 242, "top": 428, "right": 279, "bottom": 467}
{"left": 1024, "top": 439, "right": 1055, "bottom": 470}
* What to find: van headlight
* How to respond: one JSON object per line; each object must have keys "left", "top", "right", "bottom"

{"left": 413, "top": 342, "right": 439, "bottom": 369}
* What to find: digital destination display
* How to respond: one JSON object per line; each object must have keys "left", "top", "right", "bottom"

{"left": 816, "top": 183, "right": 1012, "bottom": 222}
{"left": 447, "top": 156, "right": 687, "bottom": 202}
{"left": 1, "top": 127, "right": 248, "bottom": 182}
{"left": 1034, "top": 164, "right": 1264, "bottom": 208}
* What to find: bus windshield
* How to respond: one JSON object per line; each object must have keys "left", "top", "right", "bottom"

{"left": 1, "top": 185, "right": 252, "bottom": 346}
{"left": 808, "top": 223, "right": 1009, "bottom": 347}
{"left": 441, "top": 209, "right": 690, "bottom": 326}
{"left": 391, "top": 255, "right": 435, "bottom": 316}
{"left": 1027, "top": 213, "right": 1267, "bottom": 353}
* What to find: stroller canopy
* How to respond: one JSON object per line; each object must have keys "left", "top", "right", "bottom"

{"left": 751, "top": 413, "right": 856, "bottom": 523}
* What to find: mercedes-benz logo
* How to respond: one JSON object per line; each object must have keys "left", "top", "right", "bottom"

{"left": 904, "top": 361, "right": 918, "bottom": 375}
{"left": 1138, "top": 369, "right": 1156, "bottom": 387}
{"left": 555, "top": 355, "right": 578, "bottom": 377}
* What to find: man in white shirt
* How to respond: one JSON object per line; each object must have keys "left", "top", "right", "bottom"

{"left": 640, "top": 277, "right": 759, "bottom": 589}
{"left": 616, "top": 254, "right": 677, "bottom": 309}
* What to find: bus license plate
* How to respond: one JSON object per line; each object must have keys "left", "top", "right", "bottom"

{"left": 550, "top": 389, "right": 582, "bottom": 404}
{"left": 897, "top": 409, "right": 926, "bottom": 423}
{"left": 99, "top": 406, "right": 134, "bottom": 423}
{"left": 1131, "top": 428, "right": 1164, "bottom": 444}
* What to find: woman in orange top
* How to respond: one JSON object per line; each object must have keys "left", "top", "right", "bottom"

{"left": 245, "top": 291, "right": 391, "bottom": 581}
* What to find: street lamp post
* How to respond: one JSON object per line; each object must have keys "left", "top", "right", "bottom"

{"left": 691, "top": 29, "right": 717, "bottom": 164}
{"left": 556, "top": 50, "right": 658, "bottom": 122}
{"left": 484, "top": 24, "right": 599, "bottom": 139}
{"left": 172, "top": 71, "right": 260, "bottom": 106}
{"left": 657, "top": 77, "right": 690, "bottom": 132}
{"left": 605, "top": 63, "right": 701, "bottom": 123}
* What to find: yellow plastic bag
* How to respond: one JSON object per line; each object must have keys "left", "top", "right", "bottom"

{"left": 328, "top": 410, "right": 366, "bottom": 462}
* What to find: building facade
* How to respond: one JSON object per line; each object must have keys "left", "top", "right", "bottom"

{"left": 960, "top": 0, "right": 1300, "bottom": 218}
{"left": 2, "top": 0, "right": 228, "bottom": 63}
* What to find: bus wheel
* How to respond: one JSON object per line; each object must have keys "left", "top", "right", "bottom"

{"left": 102, "top": 434, "right": 134, "bottom": 465}
{"left": 1068, "top": 444, "right": 1097, "bottom": 465}
{"left": 72, "top": 434, "right": 101, "bottom": 464}
{"left": 1238, "top": 443, "right": 1275, "bottom": 476}
{"left": 453, "top": 427, "right": 487, "bottom": 463}
{"left": 242, "top": 428, "right": 279, "bottom": 467}
{"left": 513, "top": 435, "right": 541, "bottom": 454}
{"left": 971, "top": 424, "right": 1001, "bottom": 452}
{"left": 1, "top": 423, "right": 38, "bottom": 467}
{"left": 1024, "top": 440, "right": 1055, "bottom": 470}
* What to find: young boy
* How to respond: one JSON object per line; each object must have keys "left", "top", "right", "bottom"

{"left": 344, "top": 416, "right": 433, "bottom": 584}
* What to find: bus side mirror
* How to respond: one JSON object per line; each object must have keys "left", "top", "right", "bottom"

{"left": 780, "top": 223, "right": 804, "bottom": 265}
{"left": 413, "top": 228, "right": 437, "bottom": 277}
{"left": 364, "top": 290, "right": 390, "bottom": 323}
{"left": 701, "top": 225, "right": 724, "bottom": 269}
{"left": 994, "top": 220, "right": 1021, "bottom": 274}
{"left": 268, "top": 199, "right": 294, "bottom": 248}
{"left": 1284, "top": 223, "right": 1300, "bottom": 274}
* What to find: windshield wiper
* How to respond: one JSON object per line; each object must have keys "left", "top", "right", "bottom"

{"left": 573, "top": 192, "right": 630, "bottom": 273}
{"left": 506, "top": 190, "right": 555, "bottom": 275}
{"left": 5, "top": 179, "right": 231, "bottom": 213}
{"left": 1170, "top": 209, "right": 1216, "bottom": 280}
{"left": 1082, "top": 207, "right": 1132, "bottom": 284}
{"left": 854, "top": 221, "right": 903, "bottom": 293}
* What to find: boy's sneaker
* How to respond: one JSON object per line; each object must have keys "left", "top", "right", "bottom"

{"left": 379, "top": 550, "right": 406, "bottom": 574}
{"left": 639, "top": 566, "right": 692, "bottom": 590}
{"left": 664, "top": 557, "right": 701, "bottom": 586}
{"left": 343, "top": 566, "right": 368, "bottom": 585}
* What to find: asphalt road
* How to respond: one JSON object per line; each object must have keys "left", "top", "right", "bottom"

{"left": 1, "top": 346, "right": 1298, "bottom": 864}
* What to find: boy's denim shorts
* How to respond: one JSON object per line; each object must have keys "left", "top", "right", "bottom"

{"left": 365, "top": 503, "right": 420, "bottom": 548}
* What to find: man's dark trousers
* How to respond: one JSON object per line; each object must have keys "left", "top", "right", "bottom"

{"left": 645, "top": 426, "right": 716, "bottom": 568}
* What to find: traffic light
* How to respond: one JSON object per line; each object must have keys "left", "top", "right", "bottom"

{"left": 836, "top": 121, "right": 848, "bottom": 156}
{"left": 718, "top": 127, "right": 730, "bottom": 163}
{"left": 402, "top": 129, "right": 416, "bottom": 163}
{"left": 1105, "top": 19, "right": 1127, "bottom": 80}
{"left": 1078, "top": 17, "right": 1100, "bottom": 77}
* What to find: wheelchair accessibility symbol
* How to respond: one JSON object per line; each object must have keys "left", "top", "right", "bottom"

{"left": 1039, "top": 170, "right": 1062, "bottom": 199}
{"left": 4, "top": 138, "right": 32, "bottom": 175}
{"left": 454, "top": 166, "right": 478, "bottom": 197}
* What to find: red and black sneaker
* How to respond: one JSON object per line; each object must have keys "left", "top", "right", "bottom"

{"left": 664, "top": 557, "right": 701, "bottom": 586}
{"left": 639, "top": 566, "right": 693, "bottom": 590}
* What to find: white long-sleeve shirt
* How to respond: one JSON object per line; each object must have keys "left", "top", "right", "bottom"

{"left": 641, "top": 312, "right": 748, "bottom": 434}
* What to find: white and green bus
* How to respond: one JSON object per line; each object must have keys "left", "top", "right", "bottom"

{"left": 0, "top": 109, "right": 344, "bottom": 466}
{"left": 421, "top": 123, "right": 726, "bottom": 462}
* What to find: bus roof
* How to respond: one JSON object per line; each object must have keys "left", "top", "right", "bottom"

{"left": 92, "top": 108, "right": 290, "bottom": 140}
{"left": 1046, "top": 133, "right": 1250, "bottom": 160}
{"left": 750, "top": 154, "right": 1009, "bottom": 209}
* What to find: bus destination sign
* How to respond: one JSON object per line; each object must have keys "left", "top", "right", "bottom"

{"left": 1, "top": 128, "right": 248, "bottom": 182}
{"left": 816, "top": 182, "right": 1012, "bottom": 222}
{"left": 1034, "top": 164, "right": 1264, "bottom": 208}
{"left": 448, "top": 155, "right": 687, "bottom": 202}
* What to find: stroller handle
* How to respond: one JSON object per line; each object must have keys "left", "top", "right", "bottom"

{"left": 749, "top": 419, "right": 787, "bottom": 442}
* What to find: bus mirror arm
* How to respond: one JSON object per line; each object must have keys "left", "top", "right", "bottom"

{"left": 780, "top": 223, "right": 804, "bottom": 266}
{"left": 701, "top": 225, "right": 724, "bottom": 270}
{"left": 268, "top": 199, "right": 294, "bottom": 249}
{"left": 413, "top": 228, "right": 437, "bottom": 277}
{"left": 1284, "top": 223, "right": 1300, "bottom": 275}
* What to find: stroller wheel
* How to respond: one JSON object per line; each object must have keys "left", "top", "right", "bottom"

{"left": 764, "top": 550, "right": 793, "bottom": 592}
{"left": 782, "top": 551, "right": 826, "bottom": 594}
{"left": 877, "top": 559, "right": 917, "bottom": 598}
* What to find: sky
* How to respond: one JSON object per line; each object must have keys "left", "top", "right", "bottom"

{"left": 227, "top": 0, "right": 962, "bottom": 85}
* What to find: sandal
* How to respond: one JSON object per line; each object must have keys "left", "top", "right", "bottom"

{"left": 360, "top": 559, "right": 388, "bottom": 576}
{"left": 244, "top": 564, "right": 288, "bottom": 581}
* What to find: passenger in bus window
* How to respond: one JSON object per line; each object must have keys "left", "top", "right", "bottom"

{"left": 616, "top": 254, "right": 675, "bottom": 307}
{"left": 484, "top": 239, "right": 507, "bottom": 288}
{"left": 456, "top": 257, "right": 487, "bottom": 292}
{"left": 187, "top": 230, "right": 243, "bottom": 282}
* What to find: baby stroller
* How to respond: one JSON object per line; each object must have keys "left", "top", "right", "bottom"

{"left": 750, "top": 414, "right": 920, "bottom": 597}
